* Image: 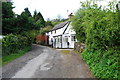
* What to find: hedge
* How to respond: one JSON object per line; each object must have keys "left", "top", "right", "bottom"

{"left": 71, "top": 1, "right": 120, "bottom": 78}
{"left": 2, "top": 34, "right": 32, "bottom": 56}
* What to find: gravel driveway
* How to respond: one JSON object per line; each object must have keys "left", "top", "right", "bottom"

{"left": 2, "top": 44, "right": 94, "bottom": 78}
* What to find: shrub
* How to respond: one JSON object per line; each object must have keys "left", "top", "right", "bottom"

{"left": 71, "top": 9, "right": 86, "bottom": 43}
{"left": 2, "top": 34, "right": 31, "bottom": 56}
{"left": 72, "top": 0, "right": 120, "bottom": 78}
{"left": 21, "top": 30, "right": 39, "bottom": 44}
{"left": 82, "top": 49, "right": 119, "bottom": 78}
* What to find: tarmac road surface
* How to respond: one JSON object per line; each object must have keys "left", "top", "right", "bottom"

{"left": 2, "top": 44, "right": 94, "bottom": 78}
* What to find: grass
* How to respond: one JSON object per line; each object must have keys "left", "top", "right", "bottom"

{"left": 60, "top": 50, "right": 70, "bottom": 55}
{"left": 60, "top": 49, "right": 82, "bottom": 56}
{"left": 52, "top": 48, "right": 56, "bottom": 50}
{"left": 71, "top": 50, "right": 82, "bottom": 57}
{"left": 2, "top": 47, "right": 31, "bottom": 65}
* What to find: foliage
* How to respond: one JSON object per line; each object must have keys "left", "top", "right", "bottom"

{"left": 15, "top": 8, "right": 34, "bottom": 33}
{"left": 34, "top": 19, "right": 44, "bottom": 29}
{"left": 2, "top": 2, "right": 14, "bottom": 18}
{"left": 2, "top": 2, "right": 46, "bottom": 65}
{"left": 0, "top": 39, "right": 2, "bottom": 44}
{"left": 2, "top": 34, "right": 32, "bottom": 56}
{"left": 2, "top": 2, "right": 15, "bottom": 35}
{"left": 72, "top": 0, "right": 120, "bottom": 78}
{"left": 2, "top": 46, "right": 31, "bottom": 65}
{"left": 24, "top": 8, "right": 32, "bottom": 17}
{"left": 71, "top": 9, "right": 86, "bottom": 43}
{"left": 40, "top": 26, "right": 52, "bottom": 34}
{"left": 45, "top": 21, "right": 53, "bottom": 27}
{"left": 51, "top": 18, "right": 68, "bottom": 27}
{"left": 82, "top": 49, "right": 119, "bottom": 78}
{"left": 2, "top": 4, "right": 34, "bottom": 34}
{"left": 2, "top": 2, "right": 45, "bottom": 35}
{"left": 33, "top": 12, "right": 45, "bottom": 29}
{"left": 21, "top": 30, "right": 39, "bottom": 43}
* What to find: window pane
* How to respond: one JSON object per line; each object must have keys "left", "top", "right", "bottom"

{"left": 71, "top": 36, "right": 75, "bottom": 41}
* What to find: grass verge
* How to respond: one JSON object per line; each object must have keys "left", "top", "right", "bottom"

{"left": 71, "top": 50, "right": 82, "bottom": 57}
{"left": 2, "top": 47, "right": 31, "bottom": 65}
{"left": 60, "top": 50, "right": 70, "bottom": 55}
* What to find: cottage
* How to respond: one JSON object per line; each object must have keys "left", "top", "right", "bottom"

{"left": 46, "top": 14, "right": 76, "bottom": 48}
{"left": 46, "top": 21, "right": 76, "bottom": 48}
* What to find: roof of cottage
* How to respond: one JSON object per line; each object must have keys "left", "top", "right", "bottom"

{"left": 50, "top": 21, "right": 71, "bottom": 31}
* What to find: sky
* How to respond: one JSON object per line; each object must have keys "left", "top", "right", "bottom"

{"left": 12, "top": 0, "right": 81, "bottom": 20}
{"left": 12, "top": 0, "right": 117, "bottom": 21}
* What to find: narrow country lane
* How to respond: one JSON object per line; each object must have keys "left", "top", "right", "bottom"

{"left": 2, "top": 44, "right": 94, "bottom": 78}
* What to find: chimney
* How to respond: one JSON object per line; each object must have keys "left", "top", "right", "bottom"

{"left": 68, "top": 13, "right": 73, "bottom": 20}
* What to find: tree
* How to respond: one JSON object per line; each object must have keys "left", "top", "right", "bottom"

{"left": 47, "top": 18, "right": 50, "bottom": 21}
{"left": 34, "top": 12, "right": 45, "bottom": 29}
{"left": 2, "top": 3, "right": 45, "bottom": 35}
{"left": 57, "top": 14, "right": 62, "bottom": 21}
{"left": 71, "top": 0, "right": 119, "bottom": 78}
{"left": 2, "top": 2, "right": 15, "bottom": 35}
{"left": 16, "top": 8, "right": 34, "bottom": 33}
{"left": 40, "top": 26, "right": 52, "bottom": 34}
{"left": 2, "top": 2, "right": 14, "bottom": 18}
{"left": 2, "top": 3, "right": 34, "bottom": 35}
{"left": 45, "top": 21, "right": 53, "bottom": 27}
{"left": 24, "top": 8, "right": 32, "bottom": 17}
{"left": 33, "top": 10, "right": 37, "bottom": 19}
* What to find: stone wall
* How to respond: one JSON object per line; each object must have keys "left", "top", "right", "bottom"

{"left": 74, "top": 42, "right": 85, "bottom": 53}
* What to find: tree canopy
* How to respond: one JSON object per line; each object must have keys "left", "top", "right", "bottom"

{"left": 2, "top": 2, "right": 14, "bottom": 18}
{"left": 2, "top": 2, "right": 15, "bottom": 35}
{"left": 2, "top": 2, "right": 45, "bottom": 35}
{"left": 71, "top": 0, "right": 119, "bottom": 78}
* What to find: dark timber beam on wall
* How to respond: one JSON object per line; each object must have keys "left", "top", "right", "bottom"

{"left": 63, "top": 21, "right": 71, "bottom": 34}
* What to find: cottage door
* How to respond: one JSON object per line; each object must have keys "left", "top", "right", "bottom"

{"left": 60, "top": 36, "right": 62, "bottom": 48}
{"left": 66, "top": 37, "right": 69, "bottom": 48}
{"left": 54, "top": 39, "right": 56, "bottom": 48}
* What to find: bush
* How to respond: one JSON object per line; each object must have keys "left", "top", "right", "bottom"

{"left": 82, "top": 49, "right": 119, "bottom": 78}
{"left": 72, "top": 0, "right": 120, "bottom": 78}
{"left": 71, "top": 9, "right": 86, "bottom": 43}
{"left": 21, "top": 30, "right": 39, "bottom": 44}
{"left": 2, "top": 34, "right": 32, "bottom": 56}
{"left": 40, "top": 26, "right": 52, "bottom": 35}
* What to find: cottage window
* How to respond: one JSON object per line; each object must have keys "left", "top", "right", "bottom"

{"left": 66, "top": 37, "right": 68, "bottom": 42}
{"left": 58, "top": 38, "right": 61, "bottom": 43}
{"left": 58, "top": 38, "right": 59, "bottom": 42}
{"left": 71, "top": 36, "right": 75, "bottom": 41}
{"left": 51, "top": 39, "right": 53, "bottom": 43}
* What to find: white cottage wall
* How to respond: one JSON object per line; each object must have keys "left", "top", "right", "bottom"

{"left": 63, "top": 23, "right": 76, "bottom": 48}
{"left": 48, "top": 23, "right": 69, "bottom": 46}
{"left": 47, "top": 21, "right": 76, "bottom": 48}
